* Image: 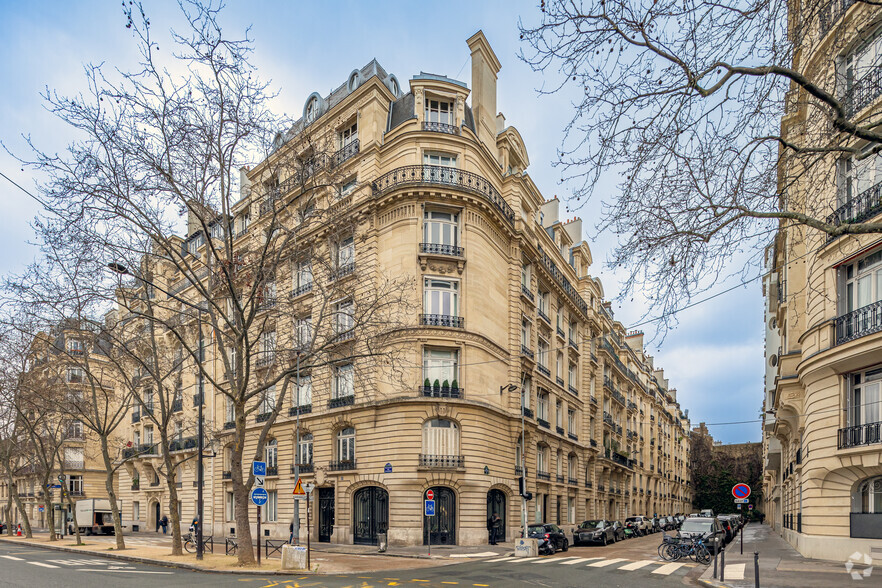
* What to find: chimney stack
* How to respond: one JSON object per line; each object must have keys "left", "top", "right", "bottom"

{"left": 467, "top": 31, "right": 502, "bottom": 154}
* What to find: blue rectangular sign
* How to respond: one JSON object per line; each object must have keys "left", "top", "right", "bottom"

{"left": 252, "top": 461, "right": 266, "bottom": 477}
{"left": 425, "top": 499, "right": 435, "bottom": 517}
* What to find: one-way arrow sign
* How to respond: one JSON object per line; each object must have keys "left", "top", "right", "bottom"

{"left": 255, "top": 476, "right": 265, "bottom": 487}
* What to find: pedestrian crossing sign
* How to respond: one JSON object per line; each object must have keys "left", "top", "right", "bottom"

{"left": 293, "top": 477, "right": 305, "bottom": 497}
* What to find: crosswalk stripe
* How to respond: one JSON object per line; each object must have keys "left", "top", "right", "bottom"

{"left": 725, "top": 563, "right": 746, "bottom": 580}
{"left": 0, "top": 555, "right": 24, "bottom": 561}
{"left": 618, "top": 560, "right": 655, "bottom": 571}
{"left": 484, "top": 557, "right": 512, "bottom": 562}
{"left": 559, "top": 557, "right": 602, "bottom": 565}
{"left": 651, "top": 562, "right": 685, "bottom": 575}
{"left": 27, "top": 561, "right": 60, "bottom": 568}
{"left": 511, "top": 557, "right": 541, "bottom": 563}
{"left": 532, "top": 556, "right": 578, "bottom": 564}
{"left": 588, "top": 558, "right": 627, "bottom": 567}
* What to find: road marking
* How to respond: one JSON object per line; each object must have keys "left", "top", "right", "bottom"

{"left": 726, "top": 563, "right": 746, "bottom": 579}
{"left": 618, "top": 560, "right": 655, "bottom": 571}
{"left": 588, "top": 558, "right": 627, "bottom": 567}
{"left": 440, "top": 583, "right": 459, "bottom": 585}
{"left": 511, "top": 557, "right": 541, "bottom": 563}
{"left": 27, "top": 561, "right": 60, "bottom": 568}
{"left": 532, "top": 556, "right": 579, "bottom": 564}
{"left": 484, "top": 556, "right": 512, "bottom": 562}
{"left": 0, "top": 555, "right": 24, "bottom": 561}
{"left": 76, "top": 569, "right": 174, "bottom": 574}
{"left": 651, "top": 562, "right": 685, "bottom": 575}
{"left": 560, "top": 557, "right": 602, "bottom": 564}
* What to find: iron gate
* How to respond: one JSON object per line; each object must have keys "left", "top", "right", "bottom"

{"left": 486, "top": 489, "right": 506, "bottom": 540}
{"left": 423, "top": 486, "right": 455, "bottom": 545}
{"left": 353, "top": 486, "right": 388, "bottom": 545}
{"left": 318, "top": 487, "right": 335, "bottom": 543}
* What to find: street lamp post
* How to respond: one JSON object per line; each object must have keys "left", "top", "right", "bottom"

{"left": 108, "top": 262, "right": 207, "bottom": 560}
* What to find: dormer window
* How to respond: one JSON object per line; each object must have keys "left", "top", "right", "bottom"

{"left": 424, "top": 99, "right": 456, "bottom": 134}
{"left": 305, "top": 97, "right": 319, "bottom": 123}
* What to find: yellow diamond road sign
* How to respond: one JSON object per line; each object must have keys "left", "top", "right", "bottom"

{"left": 293, "top": 477, "right": 305, "bottom": 497}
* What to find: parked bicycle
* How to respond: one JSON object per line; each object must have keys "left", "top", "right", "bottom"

{"left": 658, "top": 533, "right": 711, "bottom": 564}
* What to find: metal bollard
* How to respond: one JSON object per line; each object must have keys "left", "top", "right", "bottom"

{"left": 713, "top": 545, "right": 719, "bottom": 579}
{"left": 721, "top": 544, "right": 726, "bottom": 582}
{"left": 754, "top": 551, "right": 760, "bottom": 588}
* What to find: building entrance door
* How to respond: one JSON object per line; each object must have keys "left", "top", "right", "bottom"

{"left": 486, "top": 489, "right": 506, "bottom": 540}
{"left": 353, "top": 486, "right": 388, "bottom": 545}
{"left": 423, "top": 486, "right": 455, "bottom": 545}
{"left": 318, "top": 487, "right": 335, "bottom": 543}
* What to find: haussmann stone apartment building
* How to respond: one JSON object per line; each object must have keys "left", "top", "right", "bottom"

{"left": 762, "top": 1, "right": 882, "bottom": 561}
{"left": 9, "top": 32, "right": 694, "bottom": 548}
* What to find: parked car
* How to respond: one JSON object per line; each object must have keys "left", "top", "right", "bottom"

{"left": 527, "top": 523, "right": 569, "bottom": 555}
{"left": 700, "top": 509, "right": 715, "bottom": 518}
{"left": 717, "top": 516, "right": 735, "bottom": 543}
{"left": 624, "top": 516, "right": 651, "bottom": 535}
{"left": 678, "top": 517, "right": 726, "bottom": 553}
{"left": 573, "top": 520, "right": 616, "bottom": 546}
{"left": 660, "top": 516, "right": 677, "bottom": 531}
{"left": 610, "top": 520, "right": 626, "bottom": 541}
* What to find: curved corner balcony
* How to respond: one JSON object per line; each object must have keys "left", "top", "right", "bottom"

{"left": 835, "top": 299, "right": 882, "bottom": 345}
{"left": 372, "top": 165, "right": 514, "bottom": 226}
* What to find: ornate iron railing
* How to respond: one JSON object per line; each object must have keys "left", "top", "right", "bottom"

{"left": 422, "top": 121, "right": 460, "bottom": 135}
{"left": 328, "top": 394, "right": 355, "bottom": 408}
{"left": 419, "top": 242, "right": 464, "bottom": 257}
{"left": 537, "top": 417, "right": 550, "bottom": 429}
{"left": 844, "top": 67, "right": 882, "bottom": 119}
{"left": 537, "top": 246, "right": 589, "bottom": 318}
{"left": 293, "top": 282, "right": 313, "bottom": 297}
{"left": 420, "top": 314, "right": 464, "bottom": 328}
{"left": 839, "top": 421, "right": 882, "bottom": 448}
{"left": 521, "top": 285, "right": 534, "bottom": 302}
{"left": 521, "top": 345, "right": 534, "bottom": 359}
{"left": 522, "top": 406, "right": 534, "bottom": 418}
{"left": 419, "top": 454, "right": 464, "bottom": 468}
{"left": 537, "top": 471, "right": 551, "bottom": 480}
{"left": 289, "top": 404, "right": 312, "bottom": 416}
{"left": 329, "top": 459, "right": 356, "bottom": 471}
{"left": 835, "top": 299, "right": 882, "bottom": 344}
{"left": 827, "top": 180, "right": 882, "bottom": 230}
{"left": 819, "top": 0, "right": 859, "bottom": 38}
{"left": 372, "top": 165, "right": 514, "bottom": 226}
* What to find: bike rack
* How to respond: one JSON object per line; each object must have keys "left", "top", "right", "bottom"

{"left": 201, "top": 536, "right": 214, "bottom": 554}
{"left": 225, "top": 537, "right": 238, "bottom": 556}
{"left": 265, "top": 539, "right": 286, "bottom": 558}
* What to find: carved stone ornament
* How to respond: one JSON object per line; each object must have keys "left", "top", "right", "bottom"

{"left": 316, "top": 468, "right": 326, "bottom": 486}
{"left": 433, "top": 403, "right": 451, "bottom": 418}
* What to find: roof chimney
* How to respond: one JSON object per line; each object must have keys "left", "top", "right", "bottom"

{"left": 467, "top": 31, "right": 501, "bottom": 155}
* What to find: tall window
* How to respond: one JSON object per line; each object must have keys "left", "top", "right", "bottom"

{"left": 422, "top": 419, "right": 460, "bottom": 455}
{"left": 337, "top": 236, "right": 354, "bottom": 270}
{"left": 225, "top": 396, "right": 234, "bottom": 424}
{"left": 264, "top": 490, "right": 278, "bottom": 522}
{"left": 424, "top": 278, "right": 458, "bottom": 317}
{"left": 294, "top": 375, "right": 312, "bottom": 407}
{"left": 423, "top": 210, "right": 459, "bottom": 247}
{"left": 334, "top": 300, "right": 354, "bottom": 335}
{"left": 423, "top": 349, "right": 458, "bottom": 386}
{"left": 297, "top": 433, "right": 313, "bottom": 466}
{"left": 261, "top": 330, "right": 276, "bottom": 359}
{"left": 568, "top": 409, "right": 576, "bottom": 433}
{"left": 521, "top": 263, "right": 531, "bottom": 290}
{"left": 259, "top": 385, "right": 276, "bottom": 415}
{"left": 340, "top": 122, "right": 357, "bottom": 147}
{"left": 66, "top": 419, "right": 84, "bottom": 440}
{"left": 521, "top": 377, "right": 532, "bottom": 410}
{"left": 425, "top": 99, "right": 453, "bottom": 125}
{"left": 569, "top": 321, "right": 578, "bottom": 342}
{"left": 556, "top": 400, "right": 563, "bottom": 428}
{"left": 537, "top": 391, "right": 549, "bottom": 421}
{"left": 294, "top": 259, "right": 312, "bottom": 294}
{"left": 568, "top": 363, "right": 577, "bottom": 390}
{"left": 841, "top": 27, "right": 882, "bottom": 116}
{"left": 296, "top": 317, "right": 313, "bottom": 348}
{"left": 144, "top": 425, "right": 154, "bottom": 445}
{"left": 337, "top": 427, "right": 355, "bottom": 462}
{"left": 333, "top": 364, "right": 354, "bottom": 399}
{"left": 842, "top": 249, "right": 882, "bottom": 314}
{"left": 68, "top": 339, "right": 85, "bottom": 355}
{"left": 556, "top": 352, "right": 564, "bottom": 380}
{"left": 226, "top": 491, "right": 235, "bottom": 521}
{"left": 305, "top": 97, "right": 318, "bottom": 123}
{"left": 537, "top": 338, "right": 549, "bottom": 369}
{"left": 537, "top": 444, "right": 548, "bottom": 474}
{"left": 69, "top": 475, "right": 84, "bottom": 494}
{"left": 67, "top": 367, "right": 84, "bottom": 383}
{"left": 538, "top": 290, "right": 549, "bottom": 315}
{"left": 849, "top": 366, "right": 882, "bottom": 427}
{"left": 423, "top": 152, "right": 458, "bottom": 183}
{"left": 853, "top": 476, "right": 882, "bottom": 514}
{"left": 521, "top": 318, "right": 531, "bottom": 349}
{"left": 265, "top": 439, "right": 277, "bottom": 469}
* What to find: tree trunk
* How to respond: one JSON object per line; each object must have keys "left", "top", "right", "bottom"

{"left": 231, "top": 416, "right": 255, "bottom": 565}
{"left": 63, "top": 485, "right": 82, "bottom": 545}
{"left": 8, "top": 480, "right": 32, "bottom": 538}
{"left": 42, "top": 475, "right": 57, "bottom": 541}
{"left": 100, "top": 437, "right": 126, "bottom": 550}
{"left": 160, "top": 437, "right": 183, "bottom": 556}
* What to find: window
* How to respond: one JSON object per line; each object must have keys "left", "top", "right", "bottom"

{"left": 521, "top": 377, "right": 532, "bottom": 410}
{"left": 537, "top": 338, "right": 549, "bottom": 369}
{"left": 521, "top": 318, "right": 531, "bottom": 349}
{"left": 261, "top": 330, "right": 276, "bottom": 359}
{"left": 294, "top": 375, "right": 312, "bottom": 407}
{"left": 333, "top": 364, "right": 354, "bottom": 399}
{"left": 556, "top": 400, "right": 563, "bottom": 428}
{"left": 64, "top": 446, "right": 84, "bottom": 470}
{"left": 841, "top": 27, "right": 882, "bottom": 114}
{"left": 133, "top": 501, "right": 140, "bottom": 521}
{"left": 68, "top": 475, "right": 83, "bottom": 495}
{"left": 68, "top": 339, "right": 85, "bottom": 355}
{"left": 568, "top": 409, "right": 576, "bottom": 433}
{"left": 294, "top": 259, "right": 313, "bottom": 294}
{"left": 339, "top": 178, "right": 356, "bottom": 198}
{"left": 297, "top": 433, "right": 313, "bottom": 466}
{"left": 237, "top": 213, "right": 250, "bottom": 235}
{"left": 334, "top": 299, "right": 354, "bottom": 335}
{"left": 226, "top": 491, "right": 235, "bottom": 521}
{"left": 424, "top": 278, "right": 459, "bottom": 317}
{"left": 337, "top": 427, "right": 355, "bottom": 462}
{"left": 537, "top": 391, "right": 549, "bottom": 421}
{"left": 305, "top": 97, "right": 318, "bottom": 123}
{"left": 259, "top": 385, "right": 277, "bottom": 415}
{"left": 337, "top": 236, "right": 354, "bottom": 270}
{"left": 842, "top": 249, "right": 882, "bottom": 314}
{"left": 537, "top": 444, "right": 548, "bottom": 474}
{"left": 296, "top": 317, "right": 313, "bottom": 349}
{"left": 538, "top": 290, "right": 549, "bottom": 315}
{"left": 848, "top": 366, "right": 882, "bottom": 427}
{"left": 225, "top": 396, "right": 235, "bottom": 423}
{"left": 263, "top": 490, "right": 278, "bottom": 522}
{"left": 853, "top": 476, "right": 882, "bottom": 514}
{"left": 568, "top": 455, "right": 577, "bottom": 480}
{"left": 569, "top": 321, "right": 578, "bottom": 342}
{"left": 425, "top": 99, "right": 453, "bottom": 125}
{"left": 556, "top": 449, "right": 563, "bottom": 475}
{"left": 556, "top": 302, "right": 565, "bottom": 331}
{"left": 422, "top": 419, "right": 460, "bottom": 455}
{"left": 521, "top": 263, "right": 531, "bottom": 290}
{"left": 66, "top": 419, "right": 83, "bottom": 440}
{"left": 423, "top": 210, "right": 459, "bottom": 247}
{"left": 174, "top": 421, "right": 183, "bottom": 440}
{"left": 423, "top": 349, "right": 458, "bottom": 387}
{"left": 67, "top": 367, "right": 84, "bottom": 384}
{"left": 144, "top": 426, "right": 154, "bottom": 445}
{"left": 556, "top": 352, "right": 564, "bottom": 380}
{"left": 568, "top": 497, "right": 575, "bottom": 524}
{"left": 265, "top": 439, "right": 277, "bottom": 469}
{"left": 340, "top": 122, "right": 357, "bottom": 147}
{"left": 423, "top": 153, "right": 458, "bottom": 183}
{"left": 568, "top": 363, "right": 577, "bottom": 390}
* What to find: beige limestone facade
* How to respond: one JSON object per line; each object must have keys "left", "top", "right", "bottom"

{"left": 762, "top": 3, "right": 882, "bottom": 561}
{"left": 104, "top": 32, "right": 693, "bottom": 547}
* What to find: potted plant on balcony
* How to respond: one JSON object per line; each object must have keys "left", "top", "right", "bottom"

{"left": 424, "top": 378, "right": 431, "bottom": 394}
{"left": 433, "top": 379, "right": 441, "bottom": 395}
{"left": 441, "top": 379, "right": 450, "bottom": 395}
{"left": 450, "top": 379, "right": 459, "bottom": 395}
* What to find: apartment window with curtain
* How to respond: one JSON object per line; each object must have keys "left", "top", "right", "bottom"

{"left": 336, "top": 236, "right": 355, "bottom": 272}
{"left": 265, "top": 438, "right": 277, "bottom": 471}
{"left": 521, "top": 263, "right": 531, "bottom": 290}
{"left": 537, "top": 444, "right": 548, "bottom": 474}
{"left": 294, "top": 375, "right": 312, "bottom": 407}
{"left": 556, "top": 400, "right": 563, "bottom": 428}
{"left": 521, "top": 377, "right": 532, "bottom": 411}
{"left": 568, "top": 363, "right": 577, "bottom": 391}
{"left": 423, "top": 349, "right": 458, "bottom": 389}
{"left": 333, "top": 364, "right": 354, "bottom": 399}
{"left": 259, "top": 384, "right": 276, "bottom": 416}
{"left": 423, "top": 278, "right": 459, "bottom": 324}
{"left": 538, "top": 290, "right": 549, "bottom": 316}
{"left": 423, "top": 210, "right": 459, "bottom": 251}
{"left": 422, "top": 419, "right": 460, "bottom": 456}
{"left": 537, "top": 391, "right": 549, "bottom": 421}
{"left": 848, "top": 366, "right": 882, "bottom": 429}
{"left": 334, "top": 299, "right": 354, "bottom": 336}
{"left": 340, "top": 122, "right": 357, "bottom": 148}
{"left": 296, "top": 316, "right": 313, "bottom": 349}
{"left": 556, "top": 352, "right": 564, "bottom": 381}
{"left": 294, "top": 258, "right": 313, "bottom": 295}
{"left": 568, "top": 408, "right": 576, "bottom": 433}
{"left": 537, "top": 338, "right": 549, "bottom": 370}
{"left": 838, "top": 248, "right": 882, "bottom": 343}
{"left": 297, "top": 433, "right": 313, "bottom": 466}
{"left": 521, "top": 318, "right": 531, "bottom": 350}
{"left": 337, "top": 427, "right": 356, "bottom": 462}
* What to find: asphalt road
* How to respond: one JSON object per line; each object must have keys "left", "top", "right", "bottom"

{"left": 0, "top": 537, "right": 702, "bottom": 588}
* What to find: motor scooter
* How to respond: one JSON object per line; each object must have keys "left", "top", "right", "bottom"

{"left": 624, "top": 521, "right": 640, "bottom": 538}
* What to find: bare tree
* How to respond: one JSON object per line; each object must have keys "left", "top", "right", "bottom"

{"left": 520, "top": 0, "right": 882, "bottom": 323}
{"left": 0, "top": 350, "right": 33, "bottom": 538}
{"left": 15, "top": 1, "right": 413, "bottom": 564}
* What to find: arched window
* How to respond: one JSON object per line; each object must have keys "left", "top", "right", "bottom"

{"left": 422, "top": 419, "right": 459, "bottom": 456}
{"left": 306, "top": 97, "right": 318, "bottom": 122}
{"left": 853, "top": 476, "right": 882, "bottom": 513}
{"left": 348, "top": 71, "right": 360, "bottom": 92}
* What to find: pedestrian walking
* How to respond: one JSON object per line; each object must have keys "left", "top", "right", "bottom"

{"left": 160, "top": 514, "right": 168, "bottom": 535}
{"left": 488, "top": 512, "right": 501, "bottom": 545}
{"left": 289, "top": 521, "right": 295, "bottom": 544}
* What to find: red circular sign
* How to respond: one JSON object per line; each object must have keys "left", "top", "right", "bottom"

{"left": 732, "top": 484, "right": 751, "bottom": 499}
{"left": 426, "top": 490, "right": 434, "bottom": 500}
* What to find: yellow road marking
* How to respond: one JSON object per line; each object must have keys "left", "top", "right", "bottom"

{"left": 473, "top": 585, "right": 490, "bottom": 587}
{"left": 388, "top": 583, "right": 400, "bottom": 586}
{"left": 261, "top": 583, "right": 280, "bottom": 588}
{"left": 441, "top": 583, "right": 459, "bottom": 585}
{"left": 411, "top": 581, "right": 430, "bottom": 583}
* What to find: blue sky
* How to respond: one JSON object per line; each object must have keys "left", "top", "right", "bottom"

{"left": 0, "top": 0, "right": 765, "bottom": 443}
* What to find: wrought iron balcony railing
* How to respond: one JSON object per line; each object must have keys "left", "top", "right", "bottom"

{"left": 556, "top": 474, "right": 565, "bottom": 483}
{"left": 172, "top": 399, "right": 183, "bottom": 413}
{"left": 521, "top": 285, "right": 534, "bottom": 302}
{"left": 827, "top": 179, "right": 882, "bottom": 230}
{"left": 420, "top": 314, "right": 464, "bottom": 328}
{"left": 293, "top": 282, "right": 313, "bottom": 297}
{"left": 556, "top": 425, "right": 565, "bottom": 435}
{"left": 329, "top": 262, "right": 356, "bottom": 281}
{"left": 568, "top": 432, "right": 578, "bottom": 441}
{"left": 329, "top": 459, "right": 356, "bottom": 471}
{"left": 422, "top": 121, "right": 460, "bottom": 135}
{"left": 520, "top": 345, "right": 534, "bottom": 359}
{"left": 419, "top": 242, "right": 464, "bottom": 257}
{"left": 845, "top": 67, "right": 882, "bottom": 120}
{"left": 223, "top": 421, "right": 235, "bottom": 430}
{"left": 255, "top": 352, "right": 276, "bottom": 368}
{"left": 537, "top": 471, "right": 551, "bottom": 481}
{"left": 537, "top": 417, "right": 550, "bottom": 429}
{"left": 419, "top": 454, "right": 464, "bottom": 468}
{"left": 292, "top": 463, "right": 314, "bottom": 474}
{"left": 256, "top": 412, "right": 273, "bottom": 423}
{"left": 372, "top": 165, "right": 514, "bottom": 226}
{"left": 289, "top": 404, "right": 312, "bottom": 416}
{"left": 537, "top": 308, "right": 550, "bottom": 324}
{"left": 522, "top": 406, "right": 534, "bottom": 418}
{"left": 328, "top": 394, "right": 355, "bottom": 409}
{"left": 835, "top": 300, "right": 882, "bottom": 345}
{"left": 537, "top": 364, "right": 550, "bottom": 377}
{"left": 420, "top": 385, "right": 463, "bottom": 399}
{"left": 839, "top": 421, "right": 882, "bottom": 449}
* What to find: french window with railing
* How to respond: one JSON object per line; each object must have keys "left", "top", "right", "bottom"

{"left": 331, "top": 363, "right": 354, "bottom": 405}
{"left": 421, "top": 418, "right": 461, "bottom": 467}
{"left": 334, "top": 299, "right": 354, "bottom": 338}
{"left": 422, "top": 210, "right": 461, "bottom": 256}
{"left": 422, "top": 277, "right": 461, "bottom": 327}
{"left": 422, "top": 348, "right": 459, "bottom": 397}
{"left": 293, "top": 258, "right": 313, "bottom": 296}
{"left": 840, "top": 365, "right": 882, "bottom": 449}
{"left": 837, "top": 248, "right": 882, "bottom": 344}
{"left": 424, "top": 99, "right": 455, "bottom": 133}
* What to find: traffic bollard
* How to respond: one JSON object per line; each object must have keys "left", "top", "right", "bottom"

{"left": 754, "top": 551, "right": 760, "bottom": 588}
{"left": 714, "top": 545, "right": 719, "bottom": 579}
{"left": 721, "top": 544, "right": 726, "bottom": 582}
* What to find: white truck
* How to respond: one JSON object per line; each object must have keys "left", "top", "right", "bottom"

{"left": 69, "top": 498, "right": 120, "bottom": 535}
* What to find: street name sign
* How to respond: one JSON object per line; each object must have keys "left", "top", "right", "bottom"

{"left": 251, "top": 487, "right": 268, "bottom": 506}
{"left": 734, "top": 498, "right": 749, "bottom": 504}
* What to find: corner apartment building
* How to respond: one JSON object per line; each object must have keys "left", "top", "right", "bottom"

{"left": 762, "top": 2, "right": 882, "bottom": 560}
{"left": 111, "top": 31, "right": 693, "bottom": 547}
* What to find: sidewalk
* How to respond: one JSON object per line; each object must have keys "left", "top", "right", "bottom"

{"left": 0, "top": 531, "right": 481, "bottom": 574}
{"left": 698, "top": 523, "right": 877, "bottom": 588}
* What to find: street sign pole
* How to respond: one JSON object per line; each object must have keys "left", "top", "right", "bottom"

{"left": 257, "top": 505, "right": 261, "bottom": 565}
{"left": 306, "top": 490, "right": 311, "bottom": 570}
